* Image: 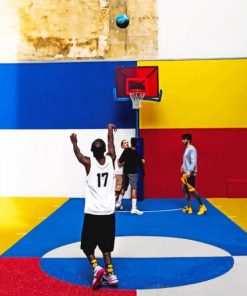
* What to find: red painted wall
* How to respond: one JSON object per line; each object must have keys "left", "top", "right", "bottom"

{"left": 140, "top": 128, "right": 247, "bottom": 198}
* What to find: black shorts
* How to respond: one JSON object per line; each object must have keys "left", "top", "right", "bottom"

{"left": 187, "top": 175, "right": 196, "bottom": 188}
{"left": 81, "top": 213, "right": 115, "bottom": 256}
{"left": 182, "top": 175, "right": 196, "bottom": 192}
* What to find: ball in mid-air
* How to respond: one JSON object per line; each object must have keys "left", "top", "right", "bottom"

{"left": 116, "top": 14, "right": 129, "bottom": 29}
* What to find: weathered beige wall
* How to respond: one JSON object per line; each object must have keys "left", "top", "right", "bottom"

{"left": 0, "top": 0, "right": 158, "bottom": 61}
{"left": 109, "top": 0, "right": 158, "bottom": 58}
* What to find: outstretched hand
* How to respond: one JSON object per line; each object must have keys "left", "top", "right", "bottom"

{"left": 108, "top": 123, "right": 117, "bottom": 132}
{"left": 70, "top": 133, "right": 77, "bottom": 144}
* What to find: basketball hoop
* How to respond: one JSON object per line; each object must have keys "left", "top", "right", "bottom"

{"left": 129, "top": 89, "right": 145, "bottom": 109}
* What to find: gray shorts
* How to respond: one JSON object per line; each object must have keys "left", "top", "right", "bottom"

{"left": 123, "top": 173, "right": 138, "bottom": 190}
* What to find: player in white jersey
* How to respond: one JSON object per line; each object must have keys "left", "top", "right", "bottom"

{"left": 70, "top": 123, "right": 118, "bottom": 289}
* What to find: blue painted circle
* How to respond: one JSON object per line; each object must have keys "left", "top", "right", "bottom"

{"left": 40, "top": 256, "right": 234, "bottom": 289}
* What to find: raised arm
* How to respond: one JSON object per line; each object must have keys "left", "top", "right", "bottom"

{"left": 118, "top": 149, "right": 126, "bottom": 166}
{"left": 70, "top": 133, "right": 90, "bottom": 174}
{"left": 107, "top": 123, "right": 117, "bottom": 161}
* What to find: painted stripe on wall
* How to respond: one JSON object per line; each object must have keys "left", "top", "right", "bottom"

{"left": 138, "top": 59, "right": 247, "bottom": 128}
{"left": 140, "top": 128, "right": 247, "bottom": 198}
{"left": 0, "top": 61, "right": 136, "bottom": 129}
{"left": 0, "top": 129, "right": 135, "bottom": 197}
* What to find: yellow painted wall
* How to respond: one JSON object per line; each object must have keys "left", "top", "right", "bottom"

{"left": 139, "top": 59, "right": 247, "bottom": 129}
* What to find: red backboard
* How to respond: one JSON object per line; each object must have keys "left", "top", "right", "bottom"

{"left": 114, "top": 66, "right": 162, "bottom": 101}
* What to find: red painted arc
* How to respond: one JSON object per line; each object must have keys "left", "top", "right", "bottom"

{"left": 0, "top": 258, "right": 136, "bottom": 296}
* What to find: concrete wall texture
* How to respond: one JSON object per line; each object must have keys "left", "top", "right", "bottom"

{"left": 0, "top": 0, "right": 247, "bottom": 198}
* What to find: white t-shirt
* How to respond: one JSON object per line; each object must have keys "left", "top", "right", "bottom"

{"left": 85, "top": 155, "right": 115, "bottom": 215}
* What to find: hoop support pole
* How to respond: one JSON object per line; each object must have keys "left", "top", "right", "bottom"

{"left": 136, "top": 109, "right": 139, "bottom": 138}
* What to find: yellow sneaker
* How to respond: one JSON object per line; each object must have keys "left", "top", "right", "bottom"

{"left": 197, "top": 204, "right": 207, "bottom": 215}
{"left": 182, "top": 206, "right": 193, "bottom": 214}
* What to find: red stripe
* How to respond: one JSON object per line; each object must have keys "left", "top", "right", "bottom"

{"left": 0, "top": 258, "right": 136, "bottom": 296}
{"left": 140, "top": 128, "right": 247, "bottom": 198}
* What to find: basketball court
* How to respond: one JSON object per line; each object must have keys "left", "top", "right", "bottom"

{"left": 1, "top": 1, "right": 247, "bottom": 295}
{"left": 0, "top": 197, "right": 247, "bottom": 295}
{"left": 0, "top": 61, "right": 247, "bottom": 296}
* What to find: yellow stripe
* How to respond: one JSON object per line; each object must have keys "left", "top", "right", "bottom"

{"left": 208, "top": 198, "right": 247, "bottom": 232}
{"left": 138, "top": 59, "right": 247, "bottom": 128}
{"left": 0, "top": 197, "right": 69, "bottom": 255}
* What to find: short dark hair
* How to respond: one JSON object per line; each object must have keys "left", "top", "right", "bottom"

{"left": 130, "top": 137, "right": 138, "bottom": 147}
{"left": 181, "top": 133, "right": 192, "bottom": 142}
{"left": 91, "top": 138, "right": 106, "bottom": 152}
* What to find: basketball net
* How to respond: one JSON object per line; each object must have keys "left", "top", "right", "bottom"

{"left": 129, "top": 89, "right": 145, "bottom": 109}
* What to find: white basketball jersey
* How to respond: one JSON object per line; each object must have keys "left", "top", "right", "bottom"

{"left": 85, "top": 155, "right": 115, "bottom": 215}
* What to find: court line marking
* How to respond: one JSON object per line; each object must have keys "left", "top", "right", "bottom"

{"left": 116, "top": 208, "right": 183, "bottom": 213}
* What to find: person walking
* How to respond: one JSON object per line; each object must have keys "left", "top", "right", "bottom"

{"left": 181, "top": 133, "right": 207, "bottom": 215}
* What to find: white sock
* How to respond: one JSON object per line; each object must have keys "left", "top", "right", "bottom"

{"left": 117, "top": 194, "right": 124, "bottom": 204}
{"left": 132, "top": 198, "right": 137, "bottom": 210}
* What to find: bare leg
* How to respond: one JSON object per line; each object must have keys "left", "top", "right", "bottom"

{"left": 115, "top": 190, "right": 120, "bottom": 202}
{"left": 87, "top": 254, "right": 98, "bottom": 268}
{"left": 116, "top": 188, "right": 125, "bottom": 209}
{"left": 131, "top": 188, "right": 137, "bottom": 199}
{"left": 103, "top": 252, "right": 112, "bottom": 268}
{"left": 103, "top": 252, "right": 114, "bottom": 275}
{"left": 131, "top": 188, "right": 137, "bottom": 209}
{"left": 85, "top": 253, "right": 104, "bottom": 289}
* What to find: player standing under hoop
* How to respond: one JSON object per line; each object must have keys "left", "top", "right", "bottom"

{"left": 70, "top": 123, "right": 118, "bottom": 289}
{"left": 118, "top": 137, "right": 145, "bottom": 215}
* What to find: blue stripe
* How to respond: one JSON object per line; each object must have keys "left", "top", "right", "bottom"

{"left": 40, "top": 256, "right": 234, "bottom": 289}
{"left": 0, "top": 61, "right": 136, "bottom": 129}
{"left": 2, "top": 198, "right": 247, "bottom": 257}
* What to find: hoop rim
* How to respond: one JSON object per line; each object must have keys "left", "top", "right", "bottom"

{"left": 128, "top": 88, "right": 146, "bottom": 99}
{"left": 113, "top": 87, "right": 162, "bottom": 102}
{"left": 128, "top": 88, "right": 146, "bottom": 93}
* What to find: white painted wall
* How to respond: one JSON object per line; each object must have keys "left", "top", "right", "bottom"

{"left": 0, "top": 129, "right": 134, "bottom": 197}
{"left": 158, "top": 0, "right": 247, "bottom": 59}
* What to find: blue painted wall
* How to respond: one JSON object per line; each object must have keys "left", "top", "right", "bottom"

{"left": 0, "top": 61, "right": 136, "bottom": 129}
